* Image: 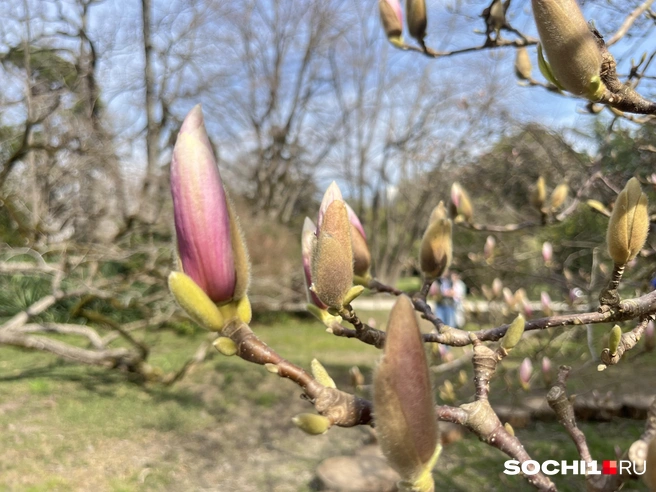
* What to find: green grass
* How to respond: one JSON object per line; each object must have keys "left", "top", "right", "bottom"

{"left": 0, "top": 313, "right": 653, "bottom": 491}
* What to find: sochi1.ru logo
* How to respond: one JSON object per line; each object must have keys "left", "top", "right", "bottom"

{"left": 504, "top": 459, "right": 646, "bottom": 476}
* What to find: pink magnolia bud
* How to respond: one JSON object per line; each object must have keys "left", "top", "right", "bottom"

{"left": 484, "top": 235, "right": 496, "bottom": 262}
{"left": 379, "top": 0, "right": 403, "bottom": 46}
{"left": 450, "top": 182, "right": 473, "bottom": 223}
{"left": 492, "top": 278, "right": 503, "bottom": 298}
{"left": 541, "top": 291, "right": 553, "bottom": 316}
{"left": 514, "top": 289, "right": 532, "bottom": 317}
{"left": 503, "top": 287, "right": 515, "bottom": 308}
{"left": 541, "top": 356, "right": 553, "bottom": 386}
{"left": 302, "top": 217, "right": 327, "bottom": 309}
{"left": 542, "top": 241, "right": 553, "bottom": 266}
{"left": 519, "top": 357, "right": 533, "bottom": 390}
{"left": 170, "top": 105, "right": 248, "bottom": 303}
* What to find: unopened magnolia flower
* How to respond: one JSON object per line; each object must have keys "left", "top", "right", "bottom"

{"left": 514, "top": 288, "right": 532, "bottom": 317}
{"left": 406, "top": 0, "right": 427, "bottom": 44}
{"left": 374, "top": 295, "right": 440, "bottom": 491}
{"left": 170, "top": 105, "right": 249, "bottom": 305}
{"left": 519, "top": 357, "right": 533, "bottom": 390}
{"left": 532, "top": 0, "right": 604, "bottom": 99}
{"left": 541, "top": 291, "right": 553, "bottom": 316}
{"left": 492, "top": 278, "right": 503, "bottom": 298}
{"left": 606, "top": 177, "right": 649, "bottom": 264}
{"left": 514, "top": 47, "right": 532, "bottom": 80}
{"left": 501, "top": 314, "right": 525, "bottom": 352}
{"left": 502, "top": 287, "right": 515, "bottom": 308}
{"left": 379, "top": 0, "right": 403, "bottom": 46}
{"left": 550, "top": 183, "right": 569, "bottom": 211}
{"left": 345, "top": 203, "right": 371, "bottom": 279}
{"left": 531, "top": 176, "right": 546, "bottom": 211}
{"left": 484, "top": 235, "right": 496, "bottom": 262}
{"left": 450, "top": 182, "right": 473, "bottom": 223}
{"left": 608, "top": 325, "right": 622, "bottom": 356}
{"left": 541, "top": 356, "right": 552, "bottom": 386}
{"left": 542, "top": 241, "right": 553, "bottom": 265}
{"left": 312, "top": 182, "right": 353, "bottom": 308}
{"left": 419, "top": 202, "right": 453, "bottom": 280}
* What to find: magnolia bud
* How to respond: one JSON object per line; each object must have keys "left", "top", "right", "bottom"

{"left": 312, "top": 183, "right": 353, "bottom": 308}
{"left": 379, "top": 0, "right": 404, "bottom": 46}
{"left": 406, "top": 0, "right": 427, "bottom": 44}
{"left": 213, "top": 336, "right": 237, "bottom": 356}
{"left": 542, "top": 241, "right": 553, "bottom": 266}
{"left": 540, "top": 356, "right": 552, "bottom": 386}
{"left": 484, "top": 236, "right": 496, "bottom": 263}
{"left": 492, "top": 278, "right": 503, "bottom": 298}
{"left": 541, "top": 291, "right": 553, "bottom": 316}
{"left": 292, "top": 413, "right": 332, "bottom": 435}
{"left": 457, "top": 370, "right": 467, "bottom": 386}
{"left": 587, "top": 199, "right": 610, "bottom": 216}
{"left": 450, "top": 182, "right": 473, "bottom": 223}
{"left": 374, "top": 295, "right": 440, "bottom": 487}
{"left": 530, "top": 176, "right": 546, "bottom": 211}
{"left": 438, "top": 380, "right": 456, "bottom": 403}
{"left": 503, "top": 287, "right": 515, "bottom": 308}
{"left": 514, "top": 288, "right": 527, "bottom": 307}
{"left": 514, "top": 47, "right": 532, "bottom": 80}
{"left": 501, "top": 314, "right": 525, "bottom": 352}
{"left": 504, "top": 422, "right": 515, "bottom": 437}
{"left": 311, "top": 359, "right": 337, "bottom": 389}
{"left": 532, "top": 0, "right": 604, "bottom": 99}
{"left": 519, "top": 357, "right": 533, "bottom": 390}
{"left": 171, "top": 105, "right": 250, "bottom": 304}
{"left": 550, "top": 183, "right": 569, "bottom": 211}
{"left": 420, "top": 202, "right": 453, "bottom": 280}
{"left": 608, "top": 325, "right": 622, "bottom": 356}
{"left": 606, "top": 178, "right": 649, "bottom": 264}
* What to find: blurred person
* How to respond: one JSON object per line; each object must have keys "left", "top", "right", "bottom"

{"left": 451, "top": 272, "right": 467, "bottom": 328}
{"left": 430, "top": 274, "right": 456, "bottom": 327}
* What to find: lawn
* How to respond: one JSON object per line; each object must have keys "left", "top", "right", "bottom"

{"left": 0, "top": 311, "right": 652, "bottom": 491}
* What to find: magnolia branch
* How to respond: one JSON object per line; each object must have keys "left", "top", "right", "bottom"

{"left": 606, "top": 0, "right": 655, "bottom": 46}
{"left": 358, "top": 283, "right": 656, "bottom": 348}
{"left": 218, "top": 317, "right": 558, "bottom": 490}
{"left": 401, "top": 37, "right": 539, "bottom": 59}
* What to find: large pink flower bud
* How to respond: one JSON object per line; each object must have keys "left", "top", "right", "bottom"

{"left": 312, "top": 182, "right": 353, "bottom": 308}
{"left": 374, "top": 295, "right": 439, "bottom": 487}
{"left": 170, "top": 105, "right": 249, "bottom": 304}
